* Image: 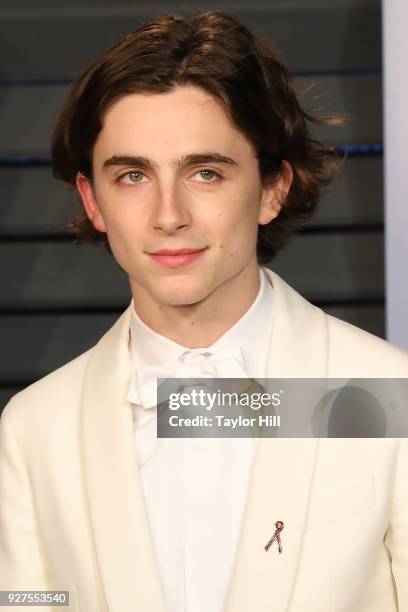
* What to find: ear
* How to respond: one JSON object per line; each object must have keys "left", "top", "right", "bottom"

{"left": 258, "top": 160, "right": 293, "bottom": 225}
{"left": 75, "top": 172, "right": 107, "bottom": 233}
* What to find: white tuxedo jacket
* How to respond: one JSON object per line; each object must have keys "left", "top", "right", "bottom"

{"left": 1, "top": 268, "right": 408, "bottom": 612}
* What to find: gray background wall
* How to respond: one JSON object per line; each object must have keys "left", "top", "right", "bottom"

{"left": 0, "top": 0, "right": 383, "bottom": 411}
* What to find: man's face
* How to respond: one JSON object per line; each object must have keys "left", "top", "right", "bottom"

{"left": 77, "top": 85, "right": 288, "bottom": 309}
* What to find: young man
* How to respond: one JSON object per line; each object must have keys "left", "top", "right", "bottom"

{"left": 1, "top": 10, "right": 408, "bottom": 612}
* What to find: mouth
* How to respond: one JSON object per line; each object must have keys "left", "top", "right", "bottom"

{"left": 147, "top": 247, "right": 208, "bottom": 268}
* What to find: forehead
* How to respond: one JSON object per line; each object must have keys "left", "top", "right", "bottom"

{"left": 93, "top": 85, "right": 255, "bottom": 160}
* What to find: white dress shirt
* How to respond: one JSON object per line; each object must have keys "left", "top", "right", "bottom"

{"left": 127, "top": 267, "right": 273, "bottom": 612}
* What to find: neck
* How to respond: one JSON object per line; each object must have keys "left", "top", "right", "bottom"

{"left": 130, "top": 263, "right": 262, "bottom": 348}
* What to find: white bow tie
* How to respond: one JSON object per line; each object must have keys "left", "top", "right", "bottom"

{"left": 127, "top": 345, "right": 249, "bottom": 409}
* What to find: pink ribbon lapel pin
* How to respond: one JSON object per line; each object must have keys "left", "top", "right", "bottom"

{"left": 264, "top": 521, "right": 284, "bottom": 554}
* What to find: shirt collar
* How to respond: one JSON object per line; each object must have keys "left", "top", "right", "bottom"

{"left": 128, "top": 267, "right": 273, "bottom": 379}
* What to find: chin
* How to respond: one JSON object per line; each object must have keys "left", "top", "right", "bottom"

{"left": 159, "top": 292, "right": 208, "bottom": 308}
{"left": 153, "top": 283, "right": 211, "bottom": 307}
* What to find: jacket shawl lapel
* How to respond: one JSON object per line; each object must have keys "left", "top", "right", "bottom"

{"left": 223, "top": 268, "right": 327, "bottom": 612}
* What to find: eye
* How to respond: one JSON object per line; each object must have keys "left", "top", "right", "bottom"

{"left": 191, "top": 169, "right": 222, "bottom": 183}
{"left": 117, "top": 170, "right": 148, "bottom": 185}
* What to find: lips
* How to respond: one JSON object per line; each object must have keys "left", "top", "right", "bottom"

{"left": 151, "top": 248, "right": 204, "bottom": 255}
{"left": 148, "top": 247, "right": 208, "bottom": 268}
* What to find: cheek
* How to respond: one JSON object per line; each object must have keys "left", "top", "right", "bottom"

{"left": 214, "top": 209, "right": 258, "bottom": 259}
{"left": 100, "top": 197, "right": 143, "bottom": 241}
{"left": 101, "top": 212, "right": 144, "bottom": 267}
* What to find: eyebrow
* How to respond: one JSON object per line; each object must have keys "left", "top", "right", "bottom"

{"left": 101, "top": 152, "right": 239, "bottom": 172}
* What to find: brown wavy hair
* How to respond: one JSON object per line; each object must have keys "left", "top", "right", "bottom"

{"left": 51, "top": 10, "right": 343, "bottom": 264}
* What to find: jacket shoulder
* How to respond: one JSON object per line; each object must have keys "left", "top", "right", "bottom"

{"left": 2, "top": 347, "right": 94, "bottom": 423}
{"left": 326, "top": 313, "right": 408, "bottom": 377}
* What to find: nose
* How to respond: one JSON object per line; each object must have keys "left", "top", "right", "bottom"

{"left": 150, "top": 182, "right": 191, "bottom": 235}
